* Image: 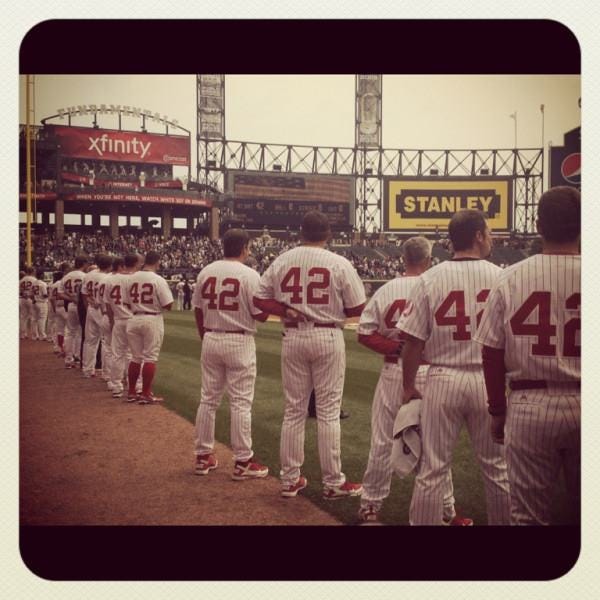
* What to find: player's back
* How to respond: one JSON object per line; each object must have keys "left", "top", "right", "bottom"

{"left": 193, "top": 260, "right": 260, "bottom": 333}
{"left": 259, "top": 246, "right": 365, "bottom": 325}
{"left": 359, "top": 275, "right": 421, "bottom": 339}
{"left": 403, "top": 259, "right": 502, "bottom": 367}
{"left": 60, "top": 270, "right": 86, "bottom": 300}
{"left": 104, "top": 273, "right": 133, "bottom": 319}
{"left": 19, "top": 275, "right": 37, "bottom": 299}
{"left": 126, "top": 270, "right": 173, "bottom": 315}
{"left": 479, "top": 254, "right": 580, "bottom": 382}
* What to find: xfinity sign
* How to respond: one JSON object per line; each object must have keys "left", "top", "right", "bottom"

{"left": 88, "top": 134, "right": 151, "bottom": 159}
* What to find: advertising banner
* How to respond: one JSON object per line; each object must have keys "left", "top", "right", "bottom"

{"left": 550, "top": 126, "right": 581, "bottom": 189}
{"left": 62, "top": 191, "right": 211, "bottom": 207}
{"left": 384, "top": 177, "right": 513, "bottom": 232}
{"left": 49, "top": 125, "right": 190, "bottom": 166}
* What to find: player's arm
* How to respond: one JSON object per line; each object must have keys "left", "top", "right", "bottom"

{"left": 252, "top": 263, "right": 291, "bottom": 318}
{"left": 157, "top": 277, "right": 175, "bottom": 311}
{"left": 473, "top": 284, "right": 508, "bottom": 444}
{"left": 401, "top": 334, "right": 425, "bottom": 403}
{"left": 194, "top": 307, "right": 205, "bottom": 338}
{"left": 340, "top": 261, "right": 367, "bottom": 317}
{"left": 357, "top": 291, "right": 403, "bottom": 355}
{"left": 246, "top": 273, "right": 269, "bottom": 322}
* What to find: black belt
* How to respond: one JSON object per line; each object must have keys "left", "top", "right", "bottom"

{"left": 133, "top": 312, "right": 160, "bottom": 316}
{"left": 284, "top": 322, "right": 338, "bottom": 329}
{"left": 509, "top": 379, "right": 580, "bottom": 391}
{"left": 204, "top": 328, "right": 246, "bottom": 335}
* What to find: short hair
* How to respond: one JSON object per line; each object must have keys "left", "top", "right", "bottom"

{"left": 36, "top": 269, "right": 45, "bottom": 280}
{"left": 402, "top": 236, "right": 431, "bottom": 266}
{"left": 448, "top": 210, "right": 487, "bottom": 251}
{"left": 112, "top": 256, "right": 125, "bottom": 272}
{"left": 223, "top": 228, "right": 250, "bottom": 258}
{"left": 59, "top": 262, "right": 70, "bottom": 273}
{"left": 74, "top": 255, "right": 89, "bottom": 269}
{"left": 25, "top": 266, "right": 34, "bottom": 275}
{"left": 144, "top": 250, "right": 161, "bottom": 266}
{"left": 537, "top": 186, "right": 580, "bottom": 244}
{"left": 124, "top": 253, "right": 140, "bottom": 268}
{"left": 19, "top": 270, "right": 25, "bottom": 279}
{"left": 301, "top": 210, "right": 331, "bottom": 242}
{"left": 96, "top": 254, "right": 113, "bottom": 270}
{"left": 53, "top": 271, "right": 63, "bottom": 283}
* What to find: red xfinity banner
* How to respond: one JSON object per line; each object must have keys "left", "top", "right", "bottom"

{"left": 50, "top": 125, "right": 190, "bottom": 166}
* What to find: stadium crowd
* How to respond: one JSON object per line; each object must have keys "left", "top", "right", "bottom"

{"left": 20, "top": 229, "right": 535, "bottom": 280}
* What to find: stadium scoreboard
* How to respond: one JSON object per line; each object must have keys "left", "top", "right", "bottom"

{"left": 224, "top": 170, "right": 355, "bottom": 229}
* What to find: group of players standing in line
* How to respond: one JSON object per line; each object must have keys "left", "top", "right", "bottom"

{"left": 19, "top": 185, "right": 580, "bottom": 525}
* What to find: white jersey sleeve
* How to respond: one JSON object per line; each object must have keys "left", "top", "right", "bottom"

{"left": 396, "top": 277, "right": 431, "bottom": 341}
{"left": 337, "top": 259, "right": 367, "bottom": 311}
{"left": 473, "top": 284, "right": 506, "bottom": 349}
{"left": 156, "top": 277, "right": 174, "bottom": 308}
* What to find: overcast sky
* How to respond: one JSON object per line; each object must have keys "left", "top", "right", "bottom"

{"left": 20, "top": 74, "right": 580, "bottom": 167}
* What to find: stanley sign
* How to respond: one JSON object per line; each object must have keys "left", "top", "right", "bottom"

{"left": 384, "top": 177, "right": 513, "bottom": 232}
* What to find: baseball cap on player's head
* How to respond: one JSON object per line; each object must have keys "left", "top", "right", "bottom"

{"left": 124, "top": 253, "right": 142, "bottom": 269}
{"left": 74, "top": 255, "right": 89, "bottom": 269}
{"left": 144, "top": 250, "right": 161, "bottom": 267}
{"left": 448, "top": 209, "right": 488, "bottom": 251}
{"left": 301, "top": 210, "right": 331, "bottom": 243}
{"left": 537, "top": 186, "right": 581, "bottom": 244}
{"left": 112, "top": 256, "right": 124, "bottom": 272}
{"left": 402, "top": 236, "right": 432, "bottom": 266}
{"left": 223, "top": 228, "right": 250, "bottom": 258}
{"left": 96, "top": 254, "right": 113, "bottom": 271}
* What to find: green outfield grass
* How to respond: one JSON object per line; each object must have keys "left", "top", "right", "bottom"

{"left": 156, "top": 311, "right": 573, "bottom": 526}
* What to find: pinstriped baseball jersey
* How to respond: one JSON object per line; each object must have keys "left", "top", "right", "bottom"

{"left": 398, "top": 259, "right": 502, "bottom": 366}
{"left": 81, "top": 270, "right": 107, "bottom": 309}
{"left": 474, "top": 254, "right": 580, "bottom": 382}
{"left": 58, "top": 270, "right": 86, "bottom": 302}
{"left": 19, "top": 275, "right": 37, "bottom": 299}
{"left": 103, "top": 273, "right": 133, "bottom": 320}
{"left": 358, "top": 275, "right": 418, "bottom": 341}
{"left": 193, "top": 260, "right": 262, "bottom": 333}
{"left": 32, "top": 279, "right": 48, "bottom": 303}
{"left": 125, "top": 270, "right": 173, "bottom": 314}
{"left": 256, "top": 246, "right": 366, "bottom": 325}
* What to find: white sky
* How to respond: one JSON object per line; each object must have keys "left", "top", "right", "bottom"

{"left": 20, "top": 74, "right": 581, "bottom": 171}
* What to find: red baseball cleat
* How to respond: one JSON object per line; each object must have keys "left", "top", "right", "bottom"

{"left": 281, "top": 476, "right": 308, "bottom": 498}
{"left": 195, "top": 454, "right": 218, "bottom": 476}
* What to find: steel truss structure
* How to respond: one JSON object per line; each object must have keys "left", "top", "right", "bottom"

{"left": 197, "top": 139, "right": 543, "bottom": 233}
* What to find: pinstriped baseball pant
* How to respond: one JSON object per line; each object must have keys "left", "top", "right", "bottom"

{"left": 409, "top": 366, "right": 511, "bottom": 525}
{"left": 195, "top": 333, "right": 257, "bottom": 462}
{"left": 505, "top": 389, "right": 580, "bottom": 525}
{"left": 361, "top": 363, "right": 458, "bottom": 520}
{"left": 280, "top": 328, "right": 346, "bottom": 488}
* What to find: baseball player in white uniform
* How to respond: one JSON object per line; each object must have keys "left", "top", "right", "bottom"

{"left": 254, "top": 210, "right": 366, "bottom": 499}
{"left": 176, "top": 280, "right": 185, "bottom": 310}
{"left": 47, "top": 271, "right": 64, "bottom": 354}
{"left": 81, "top": 255, "right": 113, "bottom": 379}
{"left": 50, "top": 269, "right": 67, "bottom": 356}
{"left": 357, "top": 237, "right": 472, "bottom": 525}
{"left": 31, "top": 270, "right": 49, "bottom": 341}
{"left": 58, "top": 256, "right": 89, "bottom": 368}
{"left": 125, "top": 250, "right": 173, "bottom": 404}
{"left": 475, "top": 187, "right": 581, "bottom": 525}
{"left": 193, "top": 229, "right": 270, "bottom": 480}
{"left": 19, "top": 267, "right": 37, "bottom": 339}
{"left": 398, "top": 209, "right": 511, "bottom": 525}
{"left": 103, "top": 254, "right": 142, "bottom": 399}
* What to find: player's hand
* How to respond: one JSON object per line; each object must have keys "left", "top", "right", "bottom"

{"left": 284, "top": 307, "right": 307, "bottom": 322}
{"left": 402, "top": 388, "right": 422, "bottom": 405}
{"left": 490, "top": 414, "right": 506, "bottom": 445}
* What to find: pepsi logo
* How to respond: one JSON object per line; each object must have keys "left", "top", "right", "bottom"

{"left": 561, "top": 153, "right": 581, "bottom": 184}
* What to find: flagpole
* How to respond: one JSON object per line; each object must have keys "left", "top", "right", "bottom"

{"left": 514, "top": 111, "right": 517, "bottom": 147}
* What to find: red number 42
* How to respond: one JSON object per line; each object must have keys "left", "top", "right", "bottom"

{"left": 200, "top": 277, "right": 240, "bottom": 311}
{"left": 434, "top": 289, "right": 490, "bottom": 341}
{"left": 280, "top": 267, "right": 330, "bottom": 304}
{"left": 510, "top": 291, "right": 580, "bottom": 357}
